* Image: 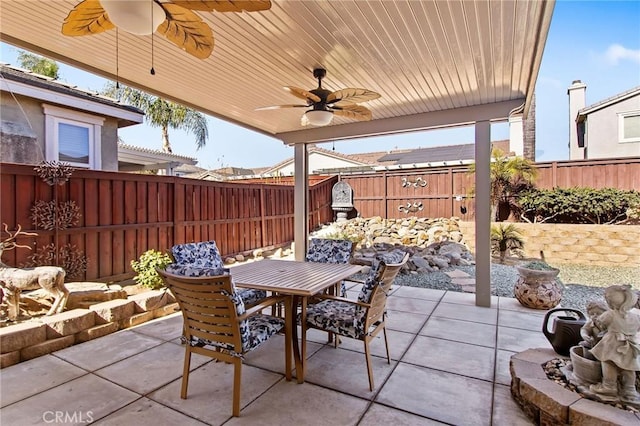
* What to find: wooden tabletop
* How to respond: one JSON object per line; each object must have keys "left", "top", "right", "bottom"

{"left": 230, "top": 259, "right": 363, "bottom": 296}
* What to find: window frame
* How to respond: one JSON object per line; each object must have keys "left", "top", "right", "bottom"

{"left": 43, "top": 104, "right": 104, "bottom": 169}
{"left": 618, "top": 110, "right": 640, "bottom": 144}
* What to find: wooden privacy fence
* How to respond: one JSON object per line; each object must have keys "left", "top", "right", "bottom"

{"left": 0, "top": 163, "right": 336, "bottom": 283}
{"left": 340, "top": 157, "right": 640, "bottom": 220}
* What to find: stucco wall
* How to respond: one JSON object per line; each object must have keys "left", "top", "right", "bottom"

{"left": 458, "top": 221, "right": 640, "bottom": 267}
{"left": 586, "top": 94, "right": 640, "bottom": 159}
{"left": 0, "top": 92, "right": 120, "bottom": 170}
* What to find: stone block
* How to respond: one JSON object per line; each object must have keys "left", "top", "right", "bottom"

{"left": 511, "top": 348, "right": 560, "bottom": 364}
{"left": 41, "top": 309, "right": 96, "bottom": 339}
{"left": 519, "top": 377, "right": 580, "bottom": 423}
{"left": 578, "top": 238, "right": 601, "bottom": 247}
{"left": 89, "top": 299, "right": 135, "bottom": 324}
{"left": 0, "top": 322, "right": 47, "bottom": 353}
{"left": 604, "top": 254, "right": 629, "bottom": 264}
{"left": 153, "top": 302, "right": 180, "bottom": 318}
{"left": 128, "top": 290, "right": 169, "bottom": 312}
{"left": 75, "top": 322, "right": 119, "bottom": 344}
{"left": 569, "top": 398, "right": 640, "bottom": 425}
{"left": 1, "top": 350, "right": 21, "bottom": 368}
{"left": 119, "top": 311, "right": 155, "bottom": 329}
{"left": 20, "top": 335, "right": 75, "bottom": 361}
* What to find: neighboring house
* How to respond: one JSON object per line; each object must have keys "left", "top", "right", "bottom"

{"left": 568, "top": 80, "right": 640, "bottom": 160}
{"left": 0, "top": 64, "right": 143, "bottom": 170}
{"left": 0, "top": 64, "right": 197, "bottom": 175}
{"left": 118, "top": 143, "right": 197, "bottom": 175}
{"left": 257, "top": 141, "right": 511, "bottom": 176}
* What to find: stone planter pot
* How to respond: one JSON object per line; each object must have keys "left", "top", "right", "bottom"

{"left": 514, "top": 265, "right": 562, "bottom": 309}
{"left": 568, "top": 345, "right": 602, "bottom": 386}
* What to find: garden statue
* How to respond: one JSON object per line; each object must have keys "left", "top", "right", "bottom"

{"left": 0, "top": 224, "right": 68, "bottom": 320}
{"left": 579, "top": 300, "right": 608, "bottom": 360}
{"left": 588, "top": 285, "right": 640, "bottom": 405}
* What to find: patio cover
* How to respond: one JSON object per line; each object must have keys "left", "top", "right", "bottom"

{"left": 0, "top": 0, "right": 555, "bottom": 307}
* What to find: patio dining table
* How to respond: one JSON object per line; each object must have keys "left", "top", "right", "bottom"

{"left": 230, "top": 259, "right": 363, "bottom": 383}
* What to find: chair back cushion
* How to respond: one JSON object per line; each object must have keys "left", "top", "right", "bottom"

{"left": 357, "top": 249, "right": 407, "bottom": 303}
{"left": 305, "top": 238, "right": 353, "bottom": 264}
{"left": 171, "top": 240, "right": 224, "bottom": 269}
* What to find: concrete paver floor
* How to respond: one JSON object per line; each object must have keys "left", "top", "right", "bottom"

{"left": 1, "top": 284, "right": 552, "bottom": 425}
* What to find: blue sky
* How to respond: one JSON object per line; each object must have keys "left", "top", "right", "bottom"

{"left": 2, "top": 1, "right": 639, "bottom": 170}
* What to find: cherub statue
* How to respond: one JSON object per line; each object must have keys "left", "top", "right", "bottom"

{"left": 579, "top": 300, "right": 608, "bottom": 360}
{"left": 589, "top": 285, "right": 640, "bottom": 404}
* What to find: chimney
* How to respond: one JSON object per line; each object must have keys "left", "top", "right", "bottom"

{"left": 568, "top": 80, "right": 587, "bottom": 160}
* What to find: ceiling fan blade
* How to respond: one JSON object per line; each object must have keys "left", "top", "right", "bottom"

{"left": 285, "top": 87, "right": 321, "bottom": 103}
{"left": 172, "top": 0, "right": 272, "bottom": 12}
{"left": 62, "top": 0, "right": 115, "bottom": 36}
{"left": 255, "top": 104, "right": 308, "bottom": 110}
{"left": 327, "top": 88, "right": 381, "bottom": 105}
{"left": 332, "top": 104, "right": 373, "bottom": 121}
{"left": 156, "top": 4, "right": 214, "bottom": 59}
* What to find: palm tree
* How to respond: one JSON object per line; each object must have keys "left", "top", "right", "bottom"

{"left": 17, "top": 51, "right": 59, "bottom": 79}
{"left": 469, "top": 148, "right": 538, "bottom": 221}
{"left": 491, "top": 224, "right": 525, "bottom": 261}
{"left": 102, "top": 83, "right": 208, "bottom": 153}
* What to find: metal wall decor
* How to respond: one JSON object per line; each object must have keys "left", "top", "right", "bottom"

{"left": 399, "top": 175, "right": 426, "bottom": 214}
{"left": 401, "top": 176, "right": 427, "bottom": 188}
{"left": 398, "top": 202, "right": 424, "bottom": 213}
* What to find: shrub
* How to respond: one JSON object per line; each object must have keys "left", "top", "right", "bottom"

{"left": 518, "top": 187, "right": 640, "bottom": 224}
{"left": 521, "top": 260, "right": 556, "bottom": 270}
{"left": 131, "top": 249, "right": 173, "bottom": 289}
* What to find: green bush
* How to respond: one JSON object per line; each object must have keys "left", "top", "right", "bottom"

{"left": 131, "top": 249, "right": 173, "bottom": 289}
{"left": 518, "top": 187, "right": 640, "bottom": 224}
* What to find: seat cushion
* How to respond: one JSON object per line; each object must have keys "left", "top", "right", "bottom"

{"left": 243, "top": 314, "right": 286, "bottom": 352}
{"left": 171, "top": 241, "right": 224, "bottom": 268}
{"left": 357, "top": 249, "right": 406, "bottom": 303}
{"left": 305, "top": 238, "right": 353, "bottom": 264}
{"left": 306, "top": 299, "right": 364, "bottom": 339}
{"left": 189, "top": 313, "right": 284, "bottom": 355}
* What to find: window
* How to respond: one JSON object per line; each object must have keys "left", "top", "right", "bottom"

{"left": 619, "top": 111, "right": 640, "bottom": 143}
{"left": 44, "top": 104, "right": 104, "bottom": 169}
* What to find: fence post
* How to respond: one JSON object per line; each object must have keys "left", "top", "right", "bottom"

{"left": 260, "top": 185, "right": 266, "bottom": 248}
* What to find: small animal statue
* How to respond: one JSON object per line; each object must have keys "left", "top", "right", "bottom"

{"left": 0, "top": 224, "right": 68, "bottom": 320}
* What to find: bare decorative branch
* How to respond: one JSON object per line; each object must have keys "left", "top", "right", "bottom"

{"left": 34, "top": 161, "right": 74, "bottom": 186}
{"left": 22, "top": 243, "right": 87, "bottom": 280}
{"left": 31, "top": 201, "right": 80, "bottom": 230}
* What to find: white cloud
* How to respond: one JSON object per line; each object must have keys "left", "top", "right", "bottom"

{"left": 604, "top": 43, "right": 640, "bottom": 65}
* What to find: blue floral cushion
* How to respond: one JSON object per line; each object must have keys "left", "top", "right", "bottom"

{"left": 306, "top": 238, "right": 353, "bottom": 297}
{"left": 357, "top": 249, "right": 406, "bottom": 304}
{"left": 189, "top": 313, "right": 284, "bottom": 355}
{"left": 306, "top": 299, "right": 365, "bottom": 338}
{"left": 171, "top": 241, "right": 225, "bottom": 269}
{"left": 305, "top": 238, "right": 353, "bottom": 264}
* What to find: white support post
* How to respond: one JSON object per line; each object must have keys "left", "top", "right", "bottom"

{"left": 474, "top": 120, "right": 492, "bottom": 307}
{"left": 294, "top": 143, "right": 309, "bottom": 261}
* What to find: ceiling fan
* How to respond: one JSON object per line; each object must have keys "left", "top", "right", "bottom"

{"left": 61, "top": 0, "right": 271, "bottom": 59}
{"left": 257, "top": 68, "right": 381, "bottom": 126}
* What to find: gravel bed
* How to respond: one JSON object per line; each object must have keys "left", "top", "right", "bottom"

{"left": 395, "top": 263, "right": 639, "bottom": 313}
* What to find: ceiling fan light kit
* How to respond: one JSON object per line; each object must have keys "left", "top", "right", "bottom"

{"left": 256, "top": 68, "right": 380, "bottom": 127}
{"left": 100, "top": 0, "right": 166, "bottom": 36}
{"left": 305, "top": 110, "right": 333, "bottom": 126}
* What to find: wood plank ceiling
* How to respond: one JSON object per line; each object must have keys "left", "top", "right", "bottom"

{"left": 0, "top": 0, "right": 554, "bottom": 145}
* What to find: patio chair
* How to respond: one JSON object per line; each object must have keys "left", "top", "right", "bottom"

{"left": 305, "top": 237, "right": 355, "bottom": 297}
{"left": 157, "top": 268, "right": 291, "bottom": 417}
{"left": 170, "top": 240, "right": 267, "bottom": 307}
{"left": 305, "top": 250, "right": 409, "bottom": 391}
